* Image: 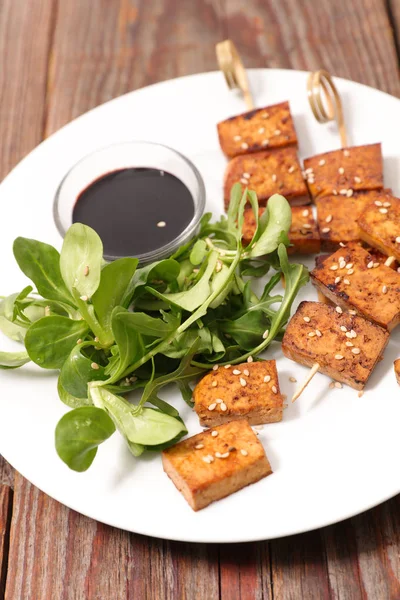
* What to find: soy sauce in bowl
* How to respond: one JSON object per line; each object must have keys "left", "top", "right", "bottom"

{"left": 54, "top": 141, "right": 206, "bottom": 264}
{"left": 73, "top": 168, "right": 195, "bottom": 259}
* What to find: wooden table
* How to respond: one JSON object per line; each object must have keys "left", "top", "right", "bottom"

{"left": 1, "top": 1, "right": 400, "bottom": 598}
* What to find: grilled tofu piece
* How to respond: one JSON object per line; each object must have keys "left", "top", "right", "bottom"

{"left": 358, "top": 193, "right": 400, "bottom": 261}
{"left": 394, "top": 359, "right": 400, "bottom": 386}
{"left": 303, "top": 144, "right": 383, "bottom": 202}
{"left": 242, "top": 206, "right": 320, "bottom": 253}
{"left": 310, "top": 243, "right": 400, "bottom": 331}
{"left": 217, "top": 101, "right": 298, "bottom": 159}
{"left": 162, "top": 419, "right": 272, "bottom": 511}
{"left": 282, "top": 301, "right": 389, "bottom": 390}
{"left": 315, "top": 242, "right": 398, "bottom": 270}
{"left": 224, "top": 147, "right": 309, "bottom": 209}
{"left": 315, "top": 189, "right": 391, "bottom": 251}
{"left": 193, "top": 361, "right": 283, "bottom": 427}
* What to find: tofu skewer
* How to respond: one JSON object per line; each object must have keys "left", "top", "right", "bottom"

{"left": 358, "top": 192, "right": 400, "bottom": 267}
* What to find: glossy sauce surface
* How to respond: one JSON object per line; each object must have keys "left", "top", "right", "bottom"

{"left": 73, "top": 167, "right": 195, "bottom": 258}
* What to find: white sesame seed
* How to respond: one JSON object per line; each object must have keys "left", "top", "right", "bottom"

{"left": 262, "top": 329, "right": 269, "bottom": 339}
{"left": 335, "top": 382, "right": 343, "bottom": 389}
{"left": 346, "top": 263, "right": 353, "bottom": 269}
{"left": 329, "top": 381, "right": 335, "bottom": 389}
{"left": 302, "top": 209, "right": 309, "bottom": 217}
{"left": 330, "top": 265, "right": 338, "bottom": 271}
{"left": 272, "top": 385, "right": 278, "bottom": 394}
{"left": 216, "top": 398, "right": 222, "bottom": 404}
{"left": 382, "top": 285, "right": 388, "bottom": 294}
{"left": 383, "top": 201, "right": 391, "bottom": 207}
{"left": 272, "top": 174, "right": 277, "bottom": 182}
{"left": 91, "top": 362, "right": 99, "bottom": 370}
{"left": 346, "top": 341, "right": 354, "bottom": 347}
{"left": 224, "top": 364, "right": 231, "bottom": 369}
{"left": 354, "top": 176, "right": 361, "bottom": 183}
{"left": 339, "top": 260, "right": 346, "bottom": 269}
{"left": 396, "top": 237, "right": 400, "bottom": 244}
{"left": 344, "top": 150, "right": 350, "bottom": 157}
{"left": 336, "top": 306, "right": 343, "bottom": 314}
{"left": 253, "top": 425, "right": 264, "bottom": 431}
{"left": 258, "top": 127, "right": 265, "bottom": 134}
{"left": 76, "top": 338, "right": 82, "bottom": 344}
{"left": 344, "top": 279, "right": 350, "bottom": 285}
{"left": 83, "top": 265, "right": 90, "bottom": 276}
{"left": 319, "top": 159, "right": 326, "bottom": 166}
{"left": 157, "top": 221, "right": 166, "bottom": 228}
{"left": 340, "top": 189, "right": 348, "bottom": 195}
{"left": 80, "top": 295, "right": 88, "bottom": 301}
{"left": 375, "top": 200, "right": 383, "bottom": 207}
{"left": 195, "top": 444, "right": 204, "bottom": 449}
{"left": 351, "top": 348, "right": 360, "bottom": 354}
{"left": 347, "top": 269, "right": 354, "bottom": 275}
{"left": 240, "top": 178, "right": 248, "bottom": 184}
{"left": 289, "top": 376, "right": 297, "bottom": 383}
{"left": 247, "top": 356, "right": 253, "bottom": 363}
{"left": 240, "top": 377, "right": 247, "bottom": 387}
{"left": 261, "top": 139, "right": 269, "bottom": 147}
{"left": 338, "top": 167, "right": 344, "bottom": 175}
{"left": 345, "top": 331, "right": 352, "bottom": 339}
{"left": 243, "top": 172, "right": 251, "bottom": 179}
{"left": 373, "top": 263, "right": 379, "bottom": 268}
{"left": 340, "top": 325, "right": 347, "bottom": 332}
{"left": 379, "top": 208, "right": 388, "bottom": 214}
{"left": 240, "top": 449, "right": 248, "bottom": 456}
{"left": 215, "top": 452, "right": 222, "bottom": 458}
{"left": 212, "top": 381, "right": 218, "bottom": 387}
{"left": 349, "top": 310, "right": 357, "bottom": 315}
{"left": 211, "top": 431, "right": 218, "bottom": 437}
{"left": 232, "top": 369, "right": 241, "bottom": 375}
{"left": 234, "top": 135, "right": 241, "bottom": 141}
{"left": 241, "top": 142, "right": 249, "bottom": 150}
{"left": 220, "top": 402, "right": 227, "bottom": 411}
{"left": 241, "top": 369, "right": 249, "bottom": 377}
{"left": 325, "top": 214, "right": 333, "bottom": 223}
{"left": 346, "top": 189, "right": 353, "bottom": 197}
{"left": 315, "top": 329, "right": 322, "bottom": 337}
{"left": 308, "top": 331, "right": 316, "bottom": 337}
{"left": 303, "top": 316, "right": 311, "bottom": 323}
{"left": 264, "top": 375, "right": 271, "bottom": 383}
{"left": 213, "top": 365, "right": 219, "bottom": 371}
{"left": 350, "top": 330, "right": 357, "bottom": 338}
{"left": 274, "top": 129, "right": 281, "bottom": 135}
{"left": 335, "top": 354, "right": 344, "bottom": 360}
{"left": 322, "top": 227, "right": 331, "bottom": 233}
{"left": 367, "top": 261, "right": 374, "bottom": 269}
{"left": 335, "top": 277, "right": 341, "bottom": 284}
{"left": 202, "top": 456, "right": 212, "bottom": 464}
{"left": 305, "top": 168, "right": 314, "bottom": 174}
{"left": 288, "top": 165, "right": 295, "bottom": 173}
{"left": 220, "top": 452, "right": 230, "bottom": 458}
{"left": 303, "top": 223, "right": 312, "bottom": 229}
{"left": 208, "top": 403, "right": 217, "bottom": 411}
{"left": 339, "top": 242, "right": 346, "bottom": 247}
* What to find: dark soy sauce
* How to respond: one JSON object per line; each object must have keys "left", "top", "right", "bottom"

{"left": 73, "top": 168, "right": 195, "bottom": 258}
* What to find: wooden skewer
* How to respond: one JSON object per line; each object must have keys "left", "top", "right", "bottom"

{"left": 216, "top": 40, "right": 254, "bottom": 110}
{"left": 292, "top": 362, "right": 320, "bottom": 403}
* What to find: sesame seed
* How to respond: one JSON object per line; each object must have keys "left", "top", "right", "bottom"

{"left": 220, "top": 402, "right": 227, "bottom": 411}
{"left": 354, "top": 176, "right": 361, "bottom": 183}
{"left": 302, "top": 209, "right": 309, "bottom": 217}
{"left": 208, "top": 403, "right": 217, "bottom": 411}
{"left": 216, "top": 398, "right": 222, "bottom": 404}
{"left": 262, "top": 112, "right": 269, "bottom": 119}
{"left": 351, "top": 347, "right": 360, "bottom": 354}
{"left": 289, "top": 376, "right": 297, "bottom": 382}
{"left": 373, "top": 263, "right": 379, "bottom": 268}
{"left": 350, "top": 330, "right": 357, "bottom": 338}
{"left": 213, "top": 365, "right": 219, "bottom": 371}
{"left": 346, "top": 341, "right": 354, "bottom": 347}
{"left": 336, "top": 306, "right": 343, "bottom": 313}
{"left": 303, "top": 223, "right": 312, "bottom": 229}
{"left": 272, "top": 385, "right": 278, "bottom": 394}
{"left": 211, "top": 431, "right": 218, "bottom": 437}
{"left": 344, "top": 150, "right": 350, "bottom": 157}
{"left": 335, "top": 276, "right": 341, "bottom": 284}
{"left": 379, "top": 208, "right": 388, "bottom": 214}
{"left": 345, "top": 331, "right": 352, "bottom": 339}
{"left": 338, "top": 167, "right": 344, "bottom": 174}
{"left": 319, "top": 159, "right": 326, "bottom": 166}
{"left": 322, "top": 227, "right": 331, "bottom": 233}
{"left": 347, "top": 269, "right": 354, "bottom": 275}
{"left": 202, "top": 456, "right": 212, "bottom": 464}
{"left": 335, "top": 382, "right": 343, "bottom": 389}
{"left": 346, "top": 263, "right": 353, "bottom": 269}
{"left": 76, "top": 338, "right": 82, "bottom": 344}
{"left": 253, "top": 425, "right": 264, "bottom": 431}
{"left": 272, "top": 174, "right": 277, "bottom": 182}
{"left": 339, "top": 260, "right": 346, "bottom": 269}
{"left": 330, "top": 265, "right": 338, "bottom": 271}
{"left": 258, "top": 127, "right": 265, "bottom": 134}
{"left": 83, "top": 265, "right": 89, "bottom": 276}
{"left": 157, "top": 221, "right": 166, "bottom": 228}
{"left": 304, "top": 316, "right": 311, "bottom": 323}
{"left": 288, "top": 165, "right": 295, "bottom": 173}
{"left": 215, "top": 452, "right": 222, "bottom": 458}
{"left": 233, "top": 135, "right": 241, "bottom": 141}
{"left": 274, "top": 129, "right": 281, "bottom": 135}
{"left": 329, "top": 382, "right": 335, "bottom": 389}
{"left": 340, "top": 189, "right": 348, "bottom": 195}
{"left": 240, "top": 449, "right": 248, "bottom": 456}
{"left": 240, "top": 178, "right": 248, "bottom": 184}
{"left": 305, "top": 168, "right": 314, "bottom": 174}
{"left": 261, "top": 139, "right": 269, "bottom": 147}
{"left": 333, "top": 190, "right": 338, "bottom": 196}
{"left": 349, "top": 310, "right": 357, "bottom": 315}
{"left": 339, "top": 242, "right": 346, "bottom": 247}
{"left": 315, "top": 329, "right": 322, "bottom": 337}
{"left": 344, "top": 279, "right": 350, "bottom": 285}
{"left": 212, "top": 381, "right": 218, "bottom": 387}
{"left": 264, "top": 375, "right": 271, "bottom": 383}
{"left": 367, "top": 261, "right": 374, "bottom": 269}
{"left": 216, "top": 260, "right": 223, "bottom": 272}
{"left": 243, "top": 172, "right": 251, "bottom": 179}
{"left": 195, "top": 444, "right": 204, "bottom": 449}
{"left": 308, "top": 331, "right": 316, "bottom": 337}
{"left": 340, "top": 325, "right": 347, "bottom": 332}
{"left": 375, "top": 200, "right": 383, "bottom": 207}
{"left": 80, "top": 295, "right": 88, "bottom": 301}
{"left": 262, "top": 329, "right": 269, "bottom": 339}
{"left": 240, "top": 377, "right": 247, "bottom": 387}
{"left": 383, "top": 201, "right": 391, "bottom": 207}
{"left": 242, "top": 369, "right": 249, "bottom": 377}
{"left": 232, "top": 369, "right": 241, "bottom": 375}
{"left": 241, "top": 142, "right": 249, "bottom": 149}
{"left": 224, "top": 364, "right": 231, "bottom": 369}
{"left": 325, "top": 214, "right": 333, "bottom": 223}
{"left": 396, "top": 237, "right": 400, "bottom": 243}
{"left": 382, "top": 285, "right": 388, "bottom": 294}
{"left": 221, "top": 452, "right": 230, "bottom": 458}
{"left": 91, "top": 362, "right": 99, "bottom": 370}
{"left": 335, "top": 354, "right": 344, "bottom": 360}
{"left": 346, "top": 189, "right": 353, "bottom": 197}
{"left": 247, "top": 356, "right": 253, "bottom": 363}
{"left": 358, "top": 391, "right": 364, "bottom": 398}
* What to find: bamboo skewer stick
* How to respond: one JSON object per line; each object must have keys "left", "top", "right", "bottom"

{"left": 292, "top": 363, "right": 320, "bottom": 403}
{"left": 216, "top": 40, "right": 254, "bottom": 110}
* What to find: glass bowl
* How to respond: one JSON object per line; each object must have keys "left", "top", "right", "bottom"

{"left": 53, "top": 141, "right": 206, "bottom": 264}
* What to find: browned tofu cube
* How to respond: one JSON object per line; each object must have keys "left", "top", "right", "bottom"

{"left": 358, "top": 193, "right": 400, "bottom": 262}
{"left": 217, "top": 101, "right": 298, "bottom": 158}
{"left": 242, "top": 206, "right": 320, "bottom": 254}
{"left": 224, "top": 147, "right": 310, "bottom": 209}
{"left": 162, "top": 419, "right": 272, "bottom": 511}
{"left": 394, "top": 359, "right": 400, "bottom": 386}
{"left": 193, "top": 361, "right": 283, "bottom": 427}
{"left": 303, "top": 144, "right": 383, "bottom": 201}
{"left": 282, "top": 301, "right": 389, "bottom": 390}
{"left": 315, "top": 189, "right": 389, "bottom": 251}
{"left": 310, "top": 243, "right": 400, "bottom": 331}
{"left": 316, "top": 242, "right": 398, "bottom": 271}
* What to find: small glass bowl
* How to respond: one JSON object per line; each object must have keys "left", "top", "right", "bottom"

{"left": 53, "top": 141, "right": 206, "bottom": 264}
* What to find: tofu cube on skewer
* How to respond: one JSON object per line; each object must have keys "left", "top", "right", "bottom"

{"left": 282, "top": 301, "right": 389, "bottom": 390}
{"left": 193, "top": 361, "right": 283, "bottom": 427}
{"left": 358, "top": 193, "right": 400, "bottom": 262}
{"left": 162, "top": 419, "right": 272, "bottom": 511}
{"left": 310, "top": 243, "right": 400, "bottom": 331}
{"left": 217, "top": 101, "right": 298, "bottom": 159}
{"left": 242, "top": 206, "right": 320, "bottom": 254}
{"left": 303, "top": 144, "right": 383, "bottom": 202}
{"left": 223, "top": 147, "right": 309, "bottom": 209}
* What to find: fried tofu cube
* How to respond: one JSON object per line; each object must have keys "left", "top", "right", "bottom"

{"left": 316, "top": 242, "right": 397, "bottom": 270}
{"left": 303, "top": 144, "right": 383, "bottom": 201}
{"left": 217, "top": 101, "right": 298, "bottom": 159}
{"left": 224, "top": 147, "right": 309, "bottom": 209}
{"left": 310, "top": 243, "right": 400, "bottom": 331}
{"left": 394, "top": 359, "right": 400, "bottom": 386}
{"left": 358, "top": 193, "right": 400, "bottom": 262}
{"left": 242, "top": 206, "right": 320, "bottom": 254}
{"left": 282, "top": 301, "right": 389, "bottom": 390}
{"left": 193, "top": 361, "right": 283, "bottom": 427}
{"left": 162, "top": 419, "right": 272, "bottom": 511}
{"left": 315, "top": 189, "right": 390, "bottom": 251}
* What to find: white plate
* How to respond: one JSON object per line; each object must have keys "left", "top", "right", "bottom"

{"left": 1, "top": 69, "right": 400, "bottom": 543}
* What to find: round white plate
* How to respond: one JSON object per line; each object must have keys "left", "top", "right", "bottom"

{"left": 1, "top": 70, "right": 400, "bottom": 543}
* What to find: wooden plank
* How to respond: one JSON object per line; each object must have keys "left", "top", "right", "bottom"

{"left": 219, "top": 542, "right": 272, "bottom": 600}
{"left": 270, "top": 531, "right": 331, "bottom": 599}
{"left": 224, "top": 0, "right": 400, "bottom": 97}
{"left": 45, "top": 0, "right": 226, "bottom": 135}
{"left": 387, "top": 0, "right": 400, "bottom": 58}
{"left": 0, "top": 459, "right": 14, "bottom": 488}
{"left": 0, "top": 486, "right": 13, "bottom": 599}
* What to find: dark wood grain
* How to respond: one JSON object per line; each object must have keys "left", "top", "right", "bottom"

{"left": 219, "top": 542, "right": 272, "bottom": 599}
{"left": 0, "top": 486, "right": 12, "bottom": 599}
{"left": 0, "top": 460, "right": 14, "bottom": 488}
{"left": 388, "top": 0, "right": 400, "bottom": 57}
{"left": 225, "top": 0, "right": 400, "bottom": 97}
